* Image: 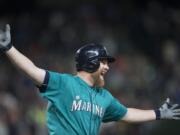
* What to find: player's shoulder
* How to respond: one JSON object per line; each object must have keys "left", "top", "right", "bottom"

{"left": 97, "top": 87, "right": 113, "bottom": 98}
{"left": 47, "top": 70, "right": 75, "bottom": 80}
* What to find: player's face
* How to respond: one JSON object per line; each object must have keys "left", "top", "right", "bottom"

{"left": 92, "top": 59, "right": 109, "bottom": 87}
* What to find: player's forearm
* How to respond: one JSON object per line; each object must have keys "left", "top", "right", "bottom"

{"left": 5, "top": 46, "right": 45, "bottom": 85}
{"left": 121, "top": 108, "right": 156, "bottom": 123}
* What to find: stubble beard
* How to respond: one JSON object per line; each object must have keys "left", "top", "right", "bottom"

{"left": 95, "top": 75, "right": 105, "bottom": 87}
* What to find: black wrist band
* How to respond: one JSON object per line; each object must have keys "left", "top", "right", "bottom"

{"left": 154, "top": 109, "right": 161, "bottom": 120}
{"left": 1, "top": 43, "right": 12, "bottom": 52}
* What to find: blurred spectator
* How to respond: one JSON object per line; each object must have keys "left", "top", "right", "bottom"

{"left": 0, "top": 0, "right": 180, "bottom": 135}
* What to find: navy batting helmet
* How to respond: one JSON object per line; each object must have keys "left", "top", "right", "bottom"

{"left": 75, "top": 43, "right": 115, "bottom": 73}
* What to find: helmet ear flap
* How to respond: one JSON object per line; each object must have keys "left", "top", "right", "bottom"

{"left": 79, "top": 58, "right": 100, "bottom": 73}
{"left": 88, "top": 59, "right": 100, "bottom": 72}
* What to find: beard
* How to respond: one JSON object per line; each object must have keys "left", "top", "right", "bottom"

{"left": 94, "top": 74, "right": 105, "bottom": 87}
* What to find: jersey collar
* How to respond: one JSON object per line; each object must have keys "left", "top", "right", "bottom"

{"left": 75, "top": 76, "right": 101, "bottom": 92}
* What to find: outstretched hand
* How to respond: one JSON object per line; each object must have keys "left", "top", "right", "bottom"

{"left": 0, "top": 24, "right": 12, "bottom": 52}
{"left": 156, "top": 98, "right": 180, "bottom": 120}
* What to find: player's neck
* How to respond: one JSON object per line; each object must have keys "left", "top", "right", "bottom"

{"left": 76, "top": 71, "right": 95, "bottom": 87}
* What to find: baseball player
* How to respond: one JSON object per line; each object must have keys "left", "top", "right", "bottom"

{"left": 0, "top": 24, "right": 180, "bottom": 135}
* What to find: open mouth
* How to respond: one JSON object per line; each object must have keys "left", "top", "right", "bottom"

{"left": 101, "top": 71, "right": 106, "bottom": 76}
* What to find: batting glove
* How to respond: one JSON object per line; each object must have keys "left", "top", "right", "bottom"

{"left": 0, "top": 24, "right": 12, "bottom": 52}
{"left": 155, "top": 98, "right": 180, "bottom": 120}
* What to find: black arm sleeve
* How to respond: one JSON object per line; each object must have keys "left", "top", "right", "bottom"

{"left": 37, "top": 71, "right": 50, "bottom": 93}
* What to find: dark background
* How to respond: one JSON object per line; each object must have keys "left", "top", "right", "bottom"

{"left": 0, "top": 0, "right": 180, "bottom": 135}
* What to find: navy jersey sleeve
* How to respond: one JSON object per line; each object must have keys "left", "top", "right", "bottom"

{"left": 102, "top": 94, "right": 127, "bottom": 122}
{"left": 38, "top": 71, "right": 64, "bottom": 102}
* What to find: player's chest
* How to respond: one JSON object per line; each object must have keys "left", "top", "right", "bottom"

{"left": 71, "top": 86, "right": 108, "bottom": 109}
{"left": 69, "top": 88, "right": 108, "bottom": 118}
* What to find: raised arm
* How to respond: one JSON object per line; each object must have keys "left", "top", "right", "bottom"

{"left": 0, "top": 24, "right": 46, "bottom": 86}
{"left": 122, "top": 98, "right": 180, "bottom": 123}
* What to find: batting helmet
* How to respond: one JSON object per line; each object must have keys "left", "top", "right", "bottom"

{"left": 75, "top": 43, "right": 115, "bottom": 73}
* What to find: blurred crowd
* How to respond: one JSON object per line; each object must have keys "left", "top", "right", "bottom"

{"left": 0, "top": 0, "right": 180, "bottom": 135}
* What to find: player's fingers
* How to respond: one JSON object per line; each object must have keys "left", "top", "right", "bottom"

{"left": 6, "top": 24, "right": 10, "bottom": 31}
{"left": 171, "top": 104, "right": 179, "bottom": 109}
{"left": 173, "top": 109, "right": 180, "bottom": 113}
{"left": 165, "top": 98, "right": 170, "bottom": 104}
{"left": 173, "top": 117, "right": 180, "bottom": 120}
{"left": 173, "top": 112, "right": 180, "bottom": 115}
{"left": 5, "top": 24, "right": 11, "bottom": 43}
